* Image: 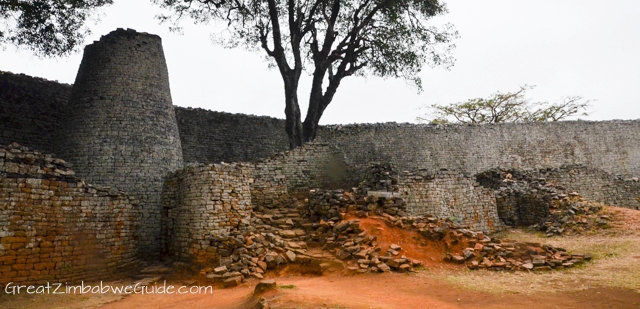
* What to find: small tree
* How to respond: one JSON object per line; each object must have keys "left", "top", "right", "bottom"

{"left": 419, "top": 85, "right": 590, "bottom": 124}
{"left": 154, "top": 0, "right": 457, "bottom": 149}
{"left": 0, "top": 0, "right": 112, "bottom": 57}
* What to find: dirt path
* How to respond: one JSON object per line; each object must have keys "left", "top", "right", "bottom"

{"left": 92, "top": 273, "right": 638, "bottom": 309}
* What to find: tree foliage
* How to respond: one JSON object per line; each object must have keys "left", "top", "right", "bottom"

{"left": 154, "top": 0, "right": 457, "bottom": 148}
{"left": 419, "top": 85, "right": 591, "bottom": 124}
{"left": 0, "top": 0, "right": 112, "bottom": 57}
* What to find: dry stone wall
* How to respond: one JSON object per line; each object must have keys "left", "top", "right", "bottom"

{"left": 317, "top": 121, "right": 640, "bottom": 180}
{"left": 397, "top": 170, "right": 503, "bottom": 232}
{"left": 538, "top": 165, "right": 640, "bottom": 210}
{"left": 162, "top": 163, "right": 253, "bottom": 265}
{"left": 175, "top": 107, "right": 289, "bottom": 164}
{"left": 0, "top": 71, "right": 71, "bottom": 155}
{"left": 55, "top": 29, "right": 184, "bottom": 260}
{"left": 0, "top": 144, "right": 140, "bottom": 288}
{"left": 252, "top": 143, "right": 353, "bottom": 199}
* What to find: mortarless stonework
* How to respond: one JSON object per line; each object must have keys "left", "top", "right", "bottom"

{"left": 0, "top": 72, "right": 71, "bottom": 154}
{"left": 55, "top": 29, "right": 183, "bottom": 259}
{"left": 162, "top": 163, "right": 253, "bottom": 265}
{"left": 317, "top": 121, "right": 640, "bottom": 179}
{"left": 175, "top": 107, "right": 289, "bottom": 164}
{"left": 397, "top": 170, "right": 503, "bottom": 232}
{"left": 0, "top": 144, "right": 140, "bottom": 288}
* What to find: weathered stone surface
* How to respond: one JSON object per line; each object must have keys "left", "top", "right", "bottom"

{"left": 223, "top": 276, "right": 243, "bottom": 287}
{"left": 254, "top": 280, "right": 277, "bottom": 294}
{"left": 285, "top": 251, "right": 297, "bottom": 263}
{"left": 55, "top": 29, "right": 183, "bottom": 260}
{"left": 0, "top": 143, "right": 140, "bottom": 289}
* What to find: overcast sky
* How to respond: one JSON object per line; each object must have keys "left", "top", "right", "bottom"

{"left": 1, "top": 0, "right": 639, "bottom": 124}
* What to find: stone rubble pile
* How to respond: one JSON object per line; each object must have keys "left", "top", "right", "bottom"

{"left": 305, "top": 188, "right": 594, "bottom": 272}
{"left": 534, "top": 194, "right": 609, "bottom": 236}
{"left": 310, "top": 218, "right": 422, "bottom": 274}
{"left": 306, "top": 188, "right": 408, "bottom": 220}
{"left": 455, "top": 238, "right": 592, "bottom": 271}
{"left": 199, "top": 199, "right": 332, "bottom": 287}
{"left": 197, "top": 164, "right": 608, "bottom": 285}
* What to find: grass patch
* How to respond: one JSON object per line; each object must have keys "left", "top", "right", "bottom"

{"left": 278, "top": 284, "right": 297, "bottom": 289}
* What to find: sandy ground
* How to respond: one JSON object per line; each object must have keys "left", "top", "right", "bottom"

{"left": 1, "top": 206, "right": 639, "bottom": 309}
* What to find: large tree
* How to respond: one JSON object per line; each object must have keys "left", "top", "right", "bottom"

{"left": 154, "top": 0, "right": 457, "bottom": 148}
{"left": 0, "top": 0, "right": 112, "bottom": 57}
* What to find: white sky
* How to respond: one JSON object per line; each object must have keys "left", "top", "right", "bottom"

{"left": 1, "top": 0, "right": 639, "bottom": 124}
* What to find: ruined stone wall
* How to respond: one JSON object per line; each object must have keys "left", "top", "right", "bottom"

{"left": 55, "top": 29, "right": 184, "bottom": 260}
{"left": 175, "top": 107, "right": 289, "bottom": 164}
{"left": 0, "top": 71, "right": 71, "bottom": 154}
{"left": 397, "top": 170, "right": 503, "bottom": 233}
{"left": 533, "top": 166, "right": 640, "bottom": 210}
{"left": 0, "top": 144, "right": 140, "bottom": 288}
{"left": 162, "top": 163, "right": 252, "bottom": 265}
{"left": 252, "top": 143, "right": 353, "bottom": 201}
{"left": 317, "top": 121, "right": 640, "bottom": 181}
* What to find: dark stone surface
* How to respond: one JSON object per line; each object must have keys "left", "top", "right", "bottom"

{"left": 55, "top": 28, "right": 184, "bottom": 260}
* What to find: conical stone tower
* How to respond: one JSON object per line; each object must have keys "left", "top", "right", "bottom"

{"left": 57, "top": 28, "right": 183, "bottom": 260}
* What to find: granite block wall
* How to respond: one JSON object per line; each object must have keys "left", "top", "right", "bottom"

{"left": 175, "top": 107, "right": 289, "bottom": 164}
{"left": 252, "top": 143, "right": 353, "bottom": 199}
{"left": 0, "top": 71, "right": 71, "bottom": 155}
{"left": 0, "top": 144, "right": 140, "bottom": 288}
{"left": 397, "top": 170, "right": 503, "bottom": 232}
{"left": 162, "top": 163, "right": 253, "bottom": 265}
{"left": 316, "top": 121, "right": 640, "bottom": 180}
{"left": 534, "top": 165, "right": 640, "bottom": 210}
{"left": 55, "top": 29, "right": 184, "bottom": 260}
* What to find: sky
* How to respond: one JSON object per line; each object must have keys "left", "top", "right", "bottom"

{"left": 1, "top": 0, "right": 639, "bottom": 124}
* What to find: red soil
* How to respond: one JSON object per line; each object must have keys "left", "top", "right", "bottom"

{"left": 344, "top": 214, "right": 468, "bottom": 269}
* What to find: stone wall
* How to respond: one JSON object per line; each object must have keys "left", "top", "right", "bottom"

{"left": 0, "top": 71, "right": 71, "bottom": 155}
{"left": 0, "top": 144, "right": 140, "bottom": 288}
{"left": 317, "top": 121, "right": 640, "bottom": 181}
{"left": 397, "top": 170, "right": 503, "bottom": 232}
{"left": 539, "top": 165, "right": 640, "bottom": 210}
{"left": 55, "top": 29, "right": 184, "bottom": 260}
{"left": 175, "top": 107, "right": 289, "bottom": 164}
{"left": 162, "top": 163, "right": 253, "bottom": 265}
{"left": 252, "top": 143, "right": 353, "bottom": 201}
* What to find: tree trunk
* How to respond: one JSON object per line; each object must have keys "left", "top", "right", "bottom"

{"left": 302, "top": 71, "right": 342, "bottom": 143}
{"left": 302, "top": 94, "right": 326, "bottom": 142}
{"left": 284, "top": 78, "right": 303, "bottom": 149}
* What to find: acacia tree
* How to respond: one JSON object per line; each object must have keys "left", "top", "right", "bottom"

{"left": 419, "top": 85, "right": 591, "bottom": 124}
{"left": 0, "top": 0, "right": 113, "bottom": 57}
{"left": 154, "top": 0, "right": 457, "bottom": 148}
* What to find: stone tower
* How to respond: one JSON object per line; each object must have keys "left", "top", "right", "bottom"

{"left": 57, "top": 28, "right": 184, "bottom": 260}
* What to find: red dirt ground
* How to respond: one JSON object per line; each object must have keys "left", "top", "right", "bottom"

{"left": 94, "top": 274, "right": 638, "bottom": 309}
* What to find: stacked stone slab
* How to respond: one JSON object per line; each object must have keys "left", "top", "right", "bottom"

{"left": 56, "top": 28, "right": 183, "bottom": 260}
{"left": 0, "top": 143, "right": 140, "bottom": 288}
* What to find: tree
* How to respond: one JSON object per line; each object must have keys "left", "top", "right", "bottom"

{"left": 154, "top": 0, "right": 457, "bottom": 149}
{"left": 0, "top": 0, "right": 112, "bottom": 57}
{"left": 418, "top": 85, "right": 590, "bottom": 124}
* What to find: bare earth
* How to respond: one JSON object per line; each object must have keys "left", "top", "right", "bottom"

{"left": 2, "top": 206, "right": 639, "bottom": 309}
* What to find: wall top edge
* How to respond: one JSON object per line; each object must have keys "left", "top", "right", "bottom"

{"left": 0, "top": 70, "right": 73, "bottom": 87}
